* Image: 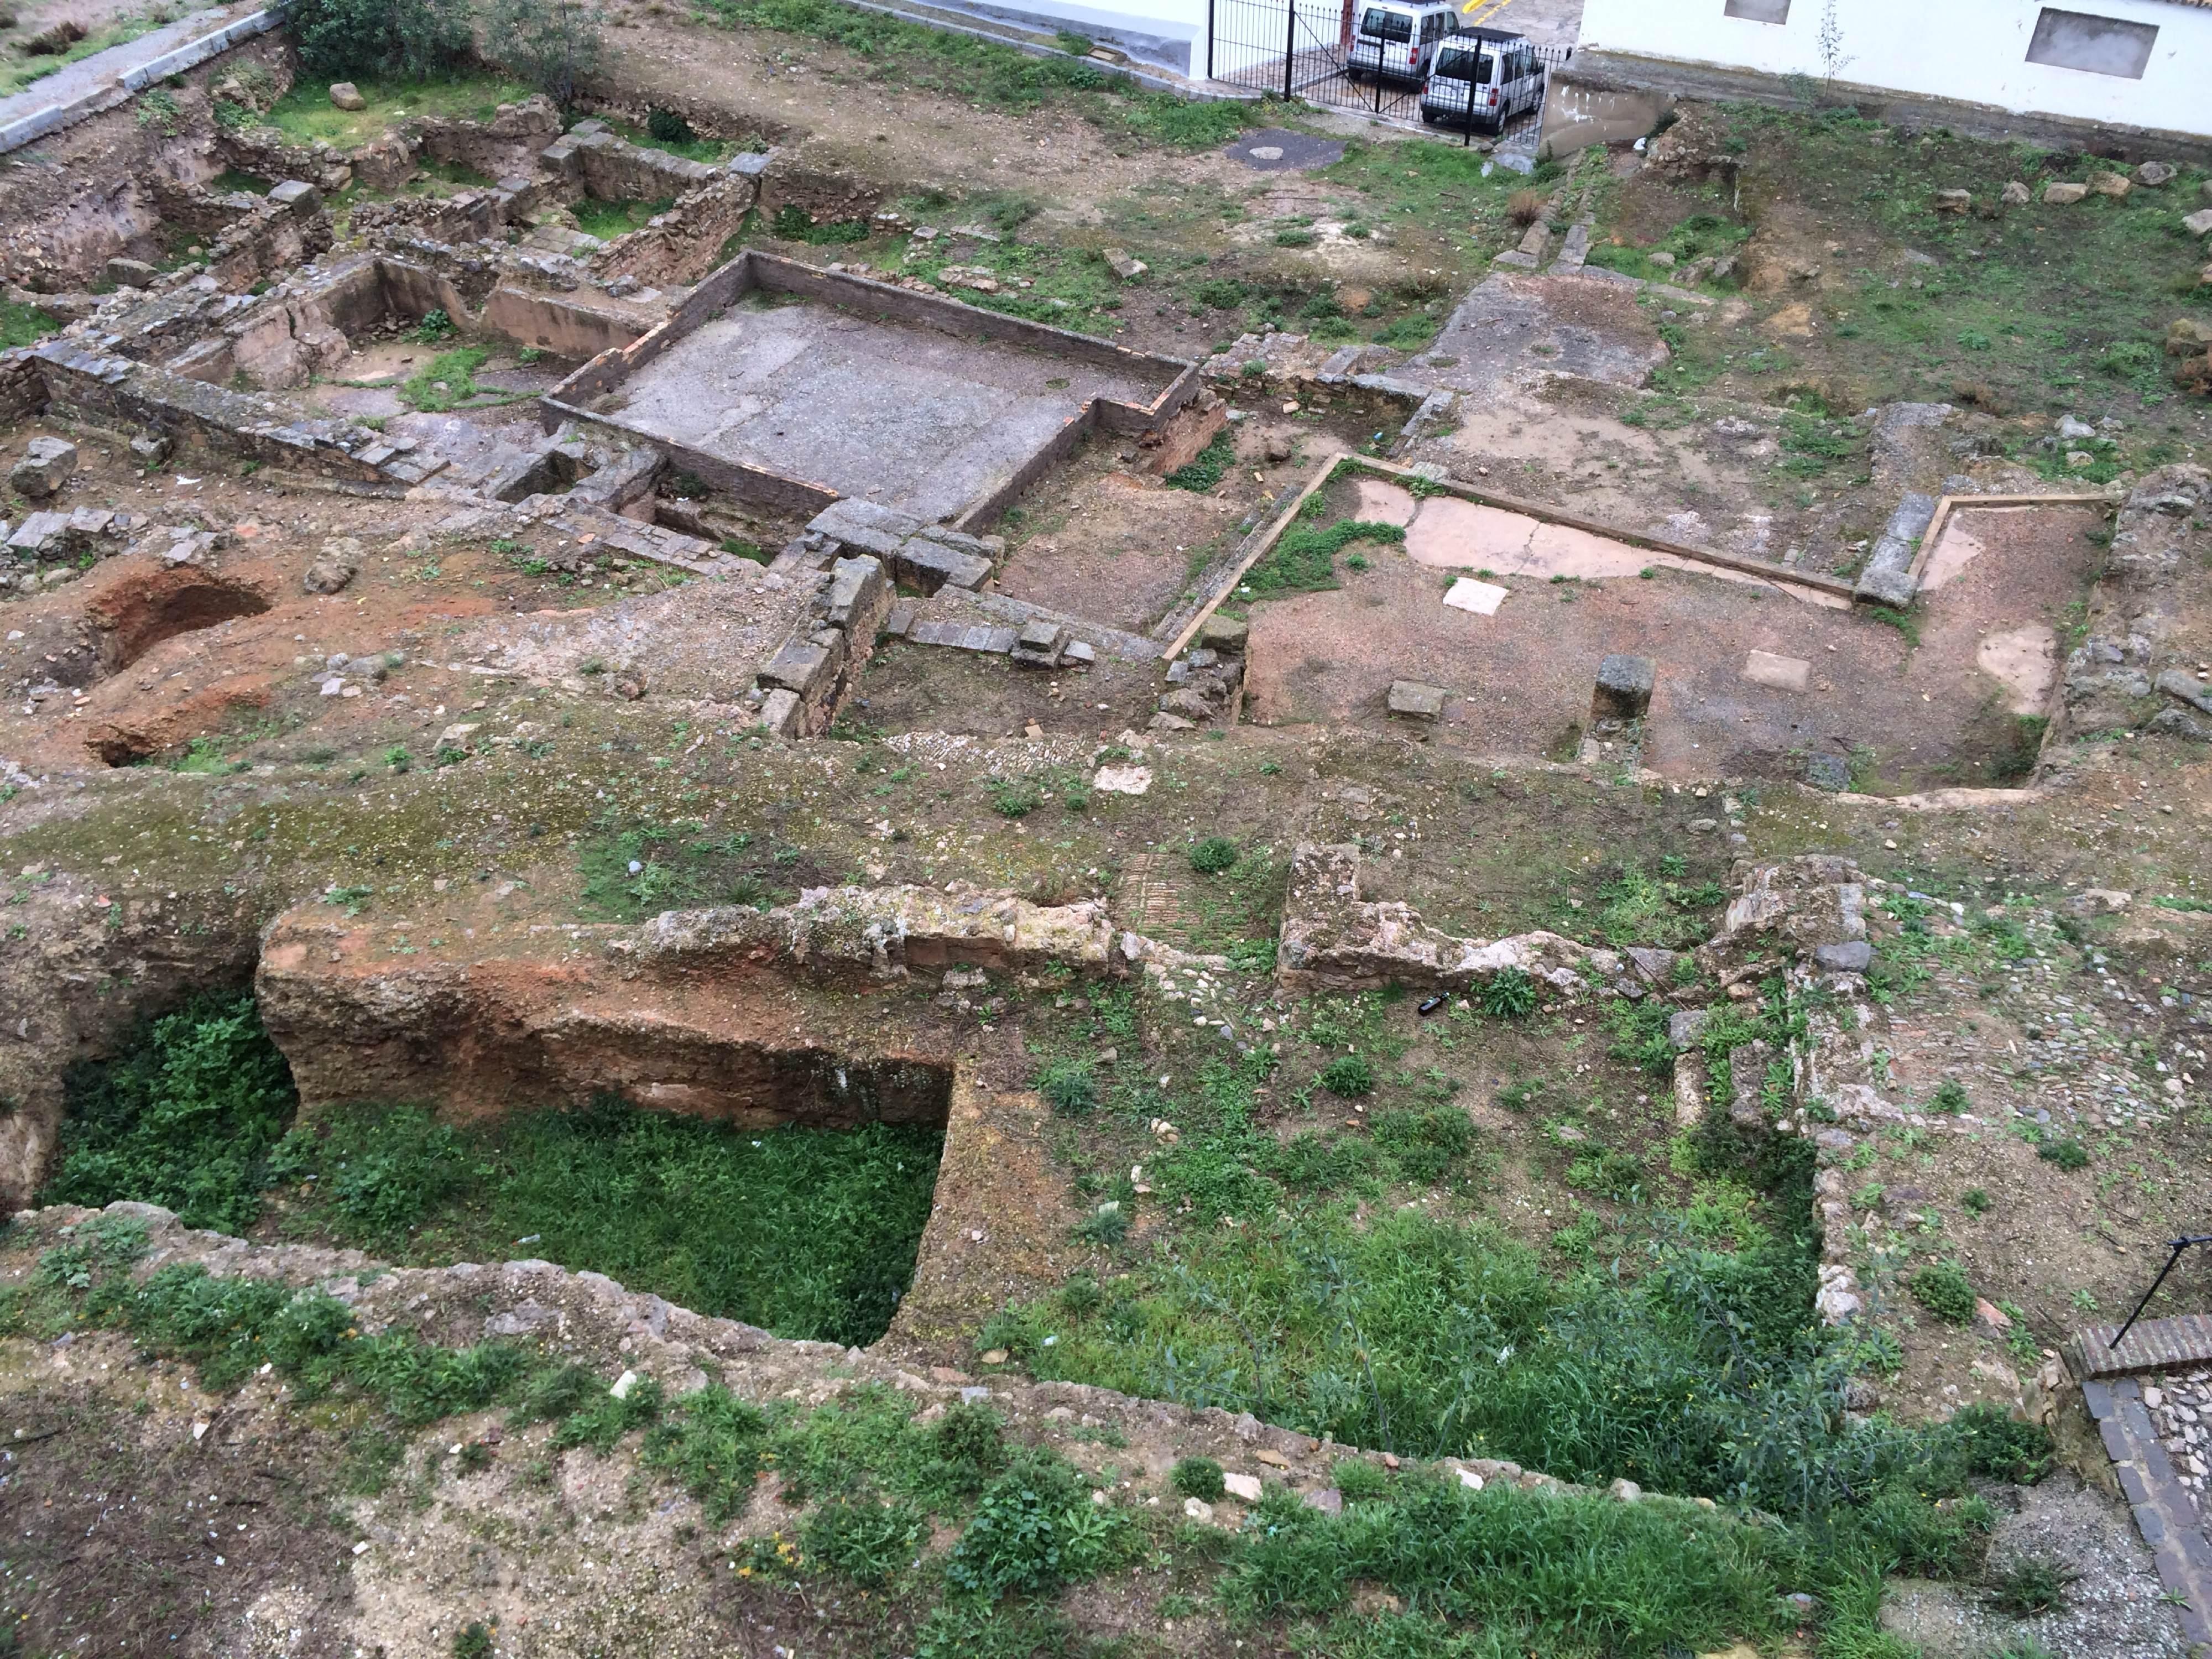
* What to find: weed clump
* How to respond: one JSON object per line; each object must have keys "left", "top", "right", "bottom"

{"left": 1188, "top": 836, "right": 1239, "bottom": 874}
{"left": 43, "top": 994, "right": 299, "bottom": 1233}
{"left": 1035, "top": 1058, "right": 1098, "bottom": 1115}
{"left": 1172, "top": 1455, "right": 1226, "bottom": 1500}
{"left": 1318, "top": 1055, "right": 1375, "bottom": 1098}
{"left": 2037, "top": 1138, "right": 2089, "bottom": 1171}
{"left": 1910, "top": 1260, "right": 1978, "bottom": 1324}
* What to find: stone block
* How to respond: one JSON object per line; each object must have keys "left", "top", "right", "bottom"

{"left": 328, "top": 82, "right": 366, "bottom": 111}
{"left": 1814, "top": 941, "right": 1872, "bottom": 973}
{"left": 757, "top": 687, "right": 802, "bottom": 736}
{"left": 269, "top": 180, "right": 323, "bottom": 216}
{"left": 1591, "top": 654, "right": 1655, "bottom": 723}
{"left": 130, "top": 433, "right": 172, "bottom": 466}
{"left": 1197, "top": 613, "right": 1248, "bottom": 653}
{"left": 6, "top": 511, "right": 67, "bottom": 555}
{"left": 1932, "top": 189, "right": 1971, "bottom": 215}
{"left": 102, "top": 257, "right": 159, "bottom": 289}
{"left": 896, "top": 534, "right": 992, "bottom": 594}
{"left": 809, "top": 497, "right": 924, "bottom": 561}
{"left": 2090, "top": 172, "right": 2131, "bottom": 199}
{"left": 1387, "top": 680, "right": 1446, "bottom": 720}
{"left": 1804, "top": 753, "right": 1850, "bottom": 792}
{"left": 882, "top": 602, "right": 915, "bottom": 638}
{"left": 2043, "top": 182, "right": 2089, "bottom": 205}
{"left": 8, "top": 436, "right": 76, "bottom": 499}
{"left": 728, "top": 150, "right": 772, "bottom": 178}
{"left": 1010, "top": 619, "right": 1065, "bottom": 669}
{"left": 2185, "top": 208, "right": 2212, "bottom": 238}
{"left": 2139, "top": 161, "right": 2177, "bottom": 187}
{"left": 823, "top": 554, "right": 885, "bottom": 629}
{"left": 1855, "top": 489, "right": 1937, "bottom": 607}
{"left": 2000, "top": 180, "right": 2032, "bottom": 206}
{"left": 761, "top": 638, "right": 836, "bottom": 697}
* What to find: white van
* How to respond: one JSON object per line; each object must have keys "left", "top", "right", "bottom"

{"left": 1419, "top": 28, "right": 1547, "bottom": 133}
{"left": 1348, "top": 0, "right": 1464, "bottom": 84}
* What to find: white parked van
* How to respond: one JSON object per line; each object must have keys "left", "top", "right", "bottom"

{"left": 1419, "top": 28, "right": 1546, "bottom": 133}
{"left": 1348, "top": 0, "right": 1464, "bottom": 84}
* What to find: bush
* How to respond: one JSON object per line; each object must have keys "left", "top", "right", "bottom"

{"left": 43, "top": 993, "right": 299, "bottom": 1234}
{"left": 1910, "top": 1260, "right": 1977, "bottom": 1325}
{"left": 2037, "top": 1138, "right": 2089, "bottom": 1171}
{"left": 987, "top": 776, "right": 1042, "bottom": 818}
{"left": 289, "top": 0, "right": 471, "bottom": 81}
{"left": 1929, "top": 1078, "right": 1969, "bottom": 1115}
{"left": 1318, "top": 1055, "right": 1374, "bottom": 1098}
{"left": 1188, "top": 836, "right": 1239, "bottom": 874}
{"left": 483, "top": 0, "right": 604, "bottom": 105}
{"left": 1954, "top": 1402, "right": 2053, "bottom": 1485}
{"left": 1481, "top": 968, "right": 1537, "bottom": 1019}
{"left": 943, "top": 1448, "right": 1100, "bottom": 1596}
{"left": 645, "top": 105, "right": 696, "bottom": 144}
{"left": 1035, "top": 1058, "right": 1097, "bottom": 1115}
{"left": 1172, "top": 1455, "right": 1225, "bottom": 1501}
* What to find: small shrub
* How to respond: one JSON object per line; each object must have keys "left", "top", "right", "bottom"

{"left": 1318, "top": 1055, "right": 1374, "bottom": 1098}
{"left": 943, "top": 1448, "right": 1099, "bottom": 1596}
{"left": 2038, "top": 1138, "right": 2089, "bottom": 1171}
{"left": 1929, "top": 1078, "right": 1969, "bottom": 1115}
{"left": 987, "top": 776, "right": 1042, "bottom": 818}
{"left": 1955, "top": 1403, "right": 2054, "bottom": 1485}
{"left": 1910, "top": 1260, "right": 1977, "bottom": 1325}
{"left": 1072, "top": 1201, "right": 1128, "bottom": 1245}
{"left": 1985, "top": 1556, "right": 2076, "bottom": 1616}
{"left": 452, "top": 1622, "right": 493, "bottom": 1659}
{"left": 1188, "top": 836, "right": 1239, "bottom": 874}
{"left": 1171, "top": 1456, "right": 1225, "bottom": 1501}
{"left": 1333, "top": 1458, "right": 1391, "bottom": 1503}
{"left": 645, "top": 105, "right": 696, "bottom": 144}
{"left": 805, "top": 1496, "right": 926, "bottom": 1584}
{"left": 1165, "top": 430, "right": 1235, "bottom": 492}
{"left": 1481, "top": 968, "right": 1537, "bottom": 1019}
{"left": 1035, "top": 1058, "right": 1097, "bottom": 1116}
{"left": 1961, "top": 1188, "right": 1991, "bottom": 1215}
{"left": 932, "top": 1401, "right": 1008, "bottom": 1495}
{"left": 1507, "top": 188, "right": 1547, "bottom": 225}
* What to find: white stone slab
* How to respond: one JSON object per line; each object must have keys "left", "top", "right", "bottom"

{"left": 1742, "top": 650, "right": 1810, "bottom": 691}
{"left": 1443, "top": 577, "right": 1509, "bottom": 616}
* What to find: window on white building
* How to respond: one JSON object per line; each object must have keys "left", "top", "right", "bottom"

{"left": 1724, "top": 0, "right": 1792, "bottom": 22}
{"left": 2025, "top": 7, "right": 2158, "bottom": 77}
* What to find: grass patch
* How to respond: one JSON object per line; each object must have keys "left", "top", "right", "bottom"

{"left": 1165, "top": 430, "right": 1235, "bottom": 492}
{"left": 571, "top": 195, "right": 676, "bottom": 242}
{"left": 398, "top": 346, "right": 492, "bottom": 413}
{"left": 0, "top": 299, "right": 61, "bottom": 348}
{"left": 278, "top": 1095, "right": 943, "bottom": 1347}
{"left": 1243, "top": 518, "right": 1406, "bottom": 598}
{"left": 576, "top": 815, "right": 825, "bottom": 919}
{"left": 257, "top": 74, "right": 536, "bottom": 149}
{"left": 40, "top": 994, "right": 299, "bottom": 1234}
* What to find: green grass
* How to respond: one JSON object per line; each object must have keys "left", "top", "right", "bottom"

{"left": 278, "top": 1097, "right": 943, "bottom": 1346}
{"left": 575, "top": 817, "right": 813, "bottom": 917}
{"left": 572, "top": 195, "right": 677, "bottom": 242}
{"left": 258, "top": 74, "right": 537, "bottom": 149}
{"left": 1618, "top": 105, "right": 2212, "bottom": 437}
{"left": 1, "top": 299, "right": 62, "bottom": 348}
{"left": 701, "top": 0, "right": 1248, "bottom": 150}
{"left": 1243, "top": 517, "right": 1407, "bottom": 598}
{"left": 40, "top": 994, "right": 299, "bottom": 1234}
{"left": 398, "top": 345, "right": 492, "bottom": 412}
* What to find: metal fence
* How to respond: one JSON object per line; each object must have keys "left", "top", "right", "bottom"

{"left": 1207, "top": 0, "right": 1571, "bottom": 143}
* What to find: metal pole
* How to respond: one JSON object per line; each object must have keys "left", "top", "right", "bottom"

{"left": 1284, "top": 0, "right": 1295, "bottom": 103}
{"left": 1206, "top": 0, "right": 1215, "bottom": 82}
{"left": 2112, "top": 1234, "right": 2212, "bottom": 1350}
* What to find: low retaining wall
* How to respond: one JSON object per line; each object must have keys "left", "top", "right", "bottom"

{"left": 0, "top": 6, "right": 285, "bottom": 159}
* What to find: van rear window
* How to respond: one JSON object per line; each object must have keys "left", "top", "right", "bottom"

{"left": 1359, "top": 8, "right": 1413, "bottom": 41}
{"left": 1432, "top": 47, "right": 1494, "bottom": 81}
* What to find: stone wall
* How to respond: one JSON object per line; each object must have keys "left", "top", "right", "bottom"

{"left": 1275, "top": 842, "right": 1625, "bottom": 998}
{"left": 2056, "top": 466, "right": 2212, "bottom": 748}
{"left": 0, "top": 33, "right": 296, "bottom": 290}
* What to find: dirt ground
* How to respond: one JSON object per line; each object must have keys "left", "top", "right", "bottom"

{"left": 1239, "top": 470, "right": 2103, "bottom": 792}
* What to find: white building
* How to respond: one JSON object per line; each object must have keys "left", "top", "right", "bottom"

{"left": 1570, "top": 0, "right": 2212, "bottom": 150}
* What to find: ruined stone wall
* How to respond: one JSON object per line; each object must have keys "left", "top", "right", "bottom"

{"left": 0, "top": 33, "right": 296, "bottom": 290}
{"left": 2056, "top": 466, "right": 2212, "bottom": 749}
{"left": 0, "top": 349, "right": 49, "bottom": 424}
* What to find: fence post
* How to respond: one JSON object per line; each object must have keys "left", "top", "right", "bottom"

{"left": 1205, "top": 0, "right": 1215, "bottom": 81}
{"left": 1284, "top": 0, "right": 1296, "bottom": 102}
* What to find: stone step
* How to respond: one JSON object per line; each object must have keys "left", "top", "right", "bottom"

{"left": 2073, "top": 1315, "right": 2212, "bottom": 1380}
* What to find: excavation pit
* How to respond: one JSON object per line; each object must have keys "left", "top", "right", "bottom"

{"left": 545, "top": 252, "right": 1200, "bottom": 527}
{"left": 1228, "top": 463, "right": 2112, "bottom": 794}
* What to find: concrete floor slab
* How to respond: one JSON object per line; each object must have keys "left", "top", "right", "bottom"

{"left": 610, "top": 297, "right": 1177, "bottom": 524}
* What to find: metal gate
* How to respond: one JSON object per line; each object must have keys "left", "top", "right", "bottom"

{"left": 1206, "top": 0, "right": 1572, "bottom": 141}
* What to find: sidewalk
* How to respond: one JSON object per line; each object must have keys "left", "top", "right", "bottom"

{"left": 0, "top": 2, "right": 280, "bottom": 156}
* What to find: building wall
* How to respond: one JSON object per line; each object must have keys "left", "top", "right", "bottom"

{"left": 1575, "top": 0, "right": 2211, "bottom": 138}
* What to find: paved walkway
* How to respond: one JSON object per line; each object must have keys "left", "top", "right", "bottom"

{"left": 2085, "top": 1370, "right": 2212, "bottom": 1652}
{"left": 0, "top": 3, "right": 276, "bottom": 155}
